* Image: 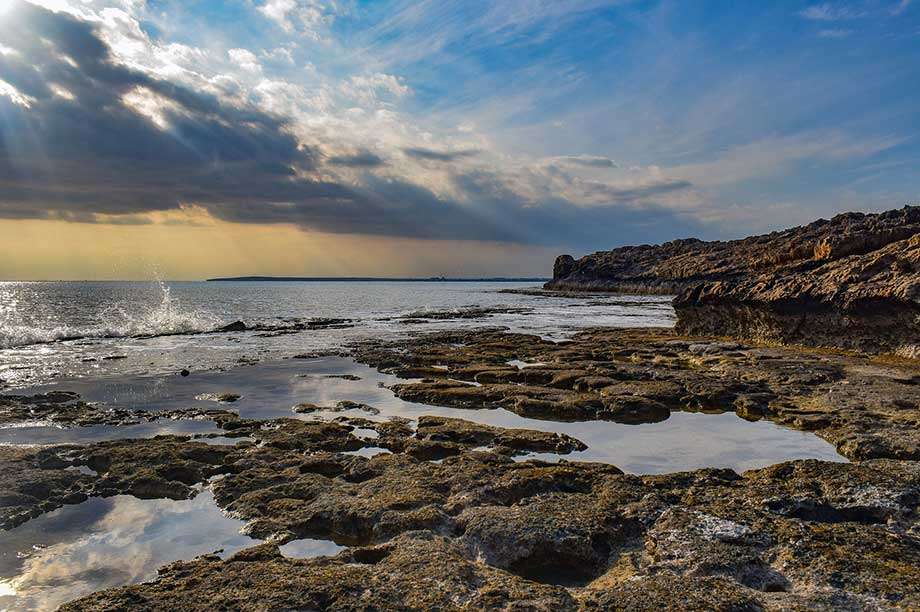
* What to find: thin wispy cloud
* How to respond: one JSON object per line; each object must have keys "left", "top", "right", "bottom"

{"left": 818, "top": 28, "right": 854, "bottom": 37}
{"left": 403, "top": 147, "right": 481, "bottom": 162}
{"left": 891, "top": 0, "right": 912, "bottom": 15}
{"left": 799, "top": 3, "right": 866, "bottom": 20}
{"left": 551, "top": 155, "right": 619, "bottom": 169}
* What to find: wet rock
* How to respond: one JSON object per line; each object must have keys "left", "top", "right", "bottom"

{"left": 195, "top": 392, "right": 241, "bottom": 403}
{"left": 579, "top": 574, "right": 765, "bottom": 610}
{"left": 0, "top": 436, "right": 240, "bottom": 529}
{"left": 250, "top": 419, "right": 365, "bottom": 452}
{"left": 398, "top": 305, "right": 532, "bottom": 322}
{"left": 376, "top": 415, "right": 587, "bottom": 459}
{"left": 76, "top": 436, "right": 238, "bottom": 500}
{"left": 292, "top": 402, "right": 322, "bottom": 414}
{"left": 9, "top": 327, "right": 920, "bottom": 608}
{"left": 0, "top": 445, "right": 91, "bottom": 530}
{"left": 355, "top": 328, "right": 920, "bottom": 461}
{"left": 599, "top": 395, "right": 671, "bottom": 424}
{"left": 0, "top": 392, "right": 243, "bottom": 429}
{"left": 62, "top": 533, "right": 578, "bottom": 611}
{"left": 0, "top": 392, "right": 141, "bottom": 427}
{"left": 643, "top": 507, "right": 787, "bottom": 592}
{"left": 218, "top": 321, "right": 248, "bottom": 332}
{"left": 457, "top": 491, "right": 640, "bottom": 586}
{"left": 305, "top": 318, "right": 354, "bottom": 330}
{"left": 292, "top": 401, "right": 380, "bottom": 416}
{"left": 54, "top": 450, "right": 920, "bottom": 609}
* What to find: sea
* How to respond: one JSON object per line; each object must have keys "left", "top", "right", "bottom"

{"left": 0, "top": 280, "right": 673, "bottom": 388}
{"left": 0, "top": 280, "right": 844, "bottom": 610}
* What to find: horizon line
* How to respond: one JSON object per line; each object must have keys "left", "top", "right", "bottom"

{"left": 206, "top": 276, "right": 550, "bottom": 282}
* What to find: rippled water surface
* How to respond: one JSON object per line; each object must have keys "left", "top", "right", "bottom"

{"left": 0, "top": 280, "right": 673, "bottom": 388}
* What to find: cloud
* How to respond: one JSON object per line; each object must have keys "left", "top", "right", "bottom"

{"left": 0, "top": 2, "right": 702, "bottom": 251}
{"left": 227, "top": 48, "right": 261, "bottom": 72}
{"left": 799, "top": 3, "right": 866, "bottom": 20}
{"left": 891, "top": 0, "right": 912, "bottom": 15}
{"left": 341, "top": 73, "right": 411, "bottom": 105}
{"left": 550, "top": 155, "right": 618, "bottom": 168}
{"left": 817, "top": 28, "right": 853, "bottom": 38}
{"left": 0, "top": 2, "right": 338, "bottom": 218}
{"left": 0, "top": 78, "right": 35, "bottom": 107}
{"left": 326, "top": 150, "right": 387, "bottom": 167}
{"left": 5, "top": 0, "right": 899, "bottom": 258}
{"left": 257, "top": 0, "right": 335, "bottom": 39}
{"left": 403, "top": 147, "right": 481, "bottom": 162}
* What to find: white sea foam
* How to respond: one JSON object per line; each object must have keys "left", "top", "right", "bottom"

{"left": 0, "top": 282, "right": 221, "bottom": 349}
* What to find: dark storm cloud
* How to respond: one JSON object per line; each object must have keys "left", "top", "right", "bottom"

{"left": 326, "top": 151, "right": 386, "bottom": 167}
{"left": 403, "top": 147, "right": 481, "bottom": 162}
{"left": 0, "top": 1, "right": 343, "bottom": 218}
{"left": 0, "top": 2, "right": 701, "bottom": 251}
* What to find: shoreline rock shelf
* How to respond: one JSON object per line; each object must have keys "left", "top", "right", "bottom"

{"left": 47, "top": 445, "right": 920, "bottom": 610}
{"left": 545, "top": 206, "right": 920, "bottom": 356}
{"left": 354, "top": 328, "right": 920, "bottom": 462}
{"left": 2, "top": 326, "right": 916, "bottom": 609}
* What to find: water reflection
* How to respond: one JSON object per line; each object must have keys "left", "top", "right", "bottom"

{"left": 16, "top": 356, "right": 845, "bottom": 474}
{"left": 279, "top": 539, "right": 345, "bottom": 559}
{"left": 0, "top": 420, "right": 220, "bottom": 446}
{"left": 0, "top": 491, "right": 255, "bottom": 611}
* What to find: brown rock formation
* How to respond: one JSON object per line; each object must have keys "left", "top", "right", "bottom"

{"left": 6, "top": 328, "right": 920, "bottom": 609}
{"left": 545, "top": 206, "right": 920, "bottom": 354}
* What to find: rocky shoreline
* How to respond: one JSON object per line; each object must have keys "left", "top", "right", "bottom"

{"left": 1, "top": 327, "right": 918, "bottom": 610}
{"left": 546, "top": 206, "right": 920, "bottom": 356}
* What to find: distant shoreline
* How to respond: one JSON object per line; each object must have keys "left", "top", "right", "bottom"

{"left": 205, "top": 276, "right": 549, "bottom": 283}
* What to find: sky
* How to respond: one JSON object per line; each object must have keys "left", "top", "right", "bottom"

{"left": 0, "top": 0, "right": 917, "bottom": 279}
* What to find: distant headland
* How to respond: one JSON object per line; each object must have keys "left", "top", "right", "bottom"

{"left": 206, "top": 276, "right": 549, "bottom": 283}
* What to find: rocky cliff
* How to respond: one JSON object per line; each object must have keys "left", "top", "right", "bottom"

{"left": 546, "top": 206, "right": 920, "bottom": 355}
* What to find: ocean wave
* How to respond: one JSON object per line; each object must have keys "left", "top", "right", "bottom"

{"left": 0, "top": 283, "right": 222, "bottom": 349}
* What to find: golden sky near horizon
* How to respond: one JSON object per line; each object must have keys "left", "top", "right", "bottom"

{"left": 0, "top": 217, "right": 556, "bottom": 281}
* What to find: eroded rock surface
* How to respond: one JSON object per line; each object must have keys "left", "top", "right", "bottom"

{"left": 545, "top": 206, "right": 920, "bottom": 355}
{"left": 5, "top": 327, "right": 920, "bottom": 609}
{"left": 354, "top": 328, "right": 920, "bottom": 461}
{"left": 4, "top": 420, "right": 918, "bottom": 608}
{"left": 57, "top": 450, "right": 920, "bottom": 611}
{"left": 0, "top": 391, "right": 237, "bottom": 428}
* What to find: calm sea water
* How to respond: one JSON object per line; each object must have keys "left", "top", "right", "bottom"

{"left": 0, "top": 280, "right": 673, "bottom": 388}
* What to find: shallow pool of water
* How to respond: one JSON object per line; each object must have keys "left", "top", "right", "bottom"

{"left": 13, "top": 356, "right": 845, "bottom": 474}
{"left": 0, "top": 490, "right": 263, "bottom": 611}
{"left": 0, "top": 419, "right": 221, "bottom": 446}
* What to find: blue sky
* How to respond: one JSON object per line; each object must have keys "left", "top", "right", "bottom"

{"left": 0, "top": 0, "right": 917, "bottom": 277}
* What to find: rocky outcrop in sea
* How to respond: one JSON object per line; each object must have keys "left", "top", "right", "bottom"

{"left": 546, "top": 206, "right": 920, "bottom": 355}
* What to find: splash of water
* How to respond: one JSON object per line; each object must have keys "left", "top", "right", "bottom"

{"left": 0, "top": 282, "right": 223, "bottom": 349}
